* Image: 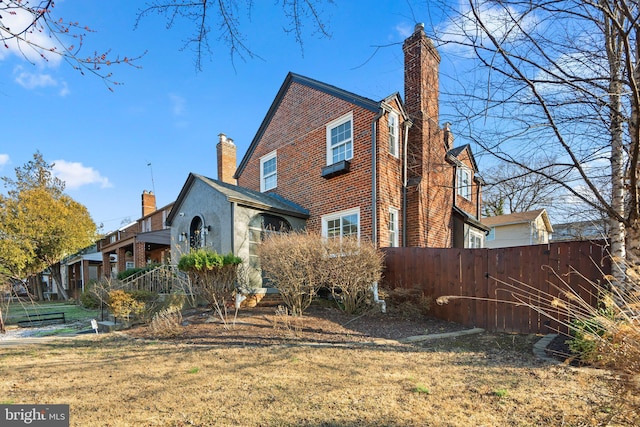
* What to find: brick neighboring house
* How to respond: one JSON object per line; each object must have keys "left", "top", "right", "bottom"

{"left": 97, "top": 191, "right": 174, "bottom": 278}
{"left": 233, "top": 23, "right": 487, "bottom": 248}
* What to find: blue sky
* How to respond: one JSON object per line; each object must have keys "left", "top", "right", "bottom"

{"left": 0, "top": 1, "right": 477, "bottom": 232}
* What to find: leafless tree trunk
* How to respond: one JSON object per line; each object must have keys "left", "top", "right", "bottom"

{"left": 434, "top": 0, "right": 640, "bottom": 291}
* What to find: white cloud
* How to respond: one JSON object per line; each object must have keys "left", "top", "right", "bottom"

{"left": 169, "top": 93, "right": 186, "bottom": 116}
{"left": 0, "top": 5, "right": 63, "bottom": 66}
{"left": 395, "top": 23, "right": 413, "bottom": 39}
{"left": 437, "top": 3, "right": 539, "bottom": 57}
{"left": 14, "top": 67, "right": 57, "bottom": 89}
{"left": 52, "top": 160, "right": 112, "bottom": 190}
{"left": 0, "top": 154, "right": 9, "bottom": 167}
{"left": 13, "top": 65, "right": 69, "bottom": 95}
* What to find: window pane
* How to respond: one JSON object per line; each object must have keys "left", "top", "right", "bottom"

{"left": 263, "top": 157, "right": 276, "bottom": 175}
{"left": 342, "top": 214, "right": 358, "bottom": 237}
{"left": 264, "top": 174, "right": 276, "bottom": 190}
{"left": 327, "top": 219, "right": 341, "bottom": 238}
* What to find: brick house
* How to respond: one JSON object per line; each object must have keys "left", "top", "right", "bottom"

{"left": 97, "top": 191, "right": 174, "bottom": 278}
{"left": 232, "top": 23, "right": 487, "bottom": 248}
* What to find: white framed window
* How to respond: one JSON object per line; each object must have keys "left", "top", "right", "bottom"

{"left": 468, "top": 229, "right": 484, "bottom": 248}
{"left": 141, "top": 218, "right": 152, "bottom": 233}
{"left": 388, "top": 112, "right": 399, "bottom": 157}
{"left": 322, "top": 207, "right": 360, "bottom": 241}
{"left": 388, "top": 208, "right": 399, "bottom": 247}
{"left": 457, "top": 167, "right": 471, "bottom": 200}
{"left": 260, "top": 151, "right": 277, "bottom": 192}
{"left": 326, "top": 112, "right": 353, "bottom": 165}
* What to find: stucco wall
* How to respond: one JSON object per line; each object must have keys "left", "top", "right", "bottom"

{"left": 170, "top": 179, "right": 232, "bottom": 263}
{"left": 170, "top": 177, "right": 307, "bottom": 290}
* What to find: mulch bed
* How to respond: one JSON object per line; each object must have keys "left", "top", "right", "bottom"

{"left": 125, "top": 303, "right": 467, "bottom": 346}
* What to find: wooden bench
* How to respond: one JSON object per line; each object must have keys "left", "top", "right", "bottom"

{"left": 17, "top": 312, "right": 66, "bottom": 327}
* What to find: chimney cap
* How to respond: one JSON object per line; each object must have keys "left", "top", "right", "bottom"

{"left": 218, "top": 132, "right": 235, "bottom": 145}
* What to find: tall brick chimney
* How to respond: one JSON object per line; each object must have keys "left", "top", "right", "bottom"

{"left": 142, "top": 190, "right": 156, "bottom": 217}
{"left": 403, "top": 23, "right": 453, "bottom": 248}
{"left": 403, "top": 23, "right": 440, "bottom": 125}
{"left": 217, "top": 133, "right": 237, "bottom": 185}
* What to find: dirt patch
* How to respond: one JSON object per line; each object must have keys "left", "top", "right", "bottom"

{"left": 124, "top": 303, "right": 467, "bottom": 346}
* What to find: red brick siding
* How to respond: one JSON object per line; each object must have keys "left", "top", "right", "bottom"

{"left": 454, "top": 150, "right": 480, "bottom": 219}
{"left": 217, "top": 140, "right": 237, "bottom": 184}
{"left": 403, "top": 25, "right": 454, "bottom": 248}
{"left": 237, "top": 82, "right": 379, "bottom": 241}
{"left": 376, "top": 99, "right": 405, "bottom": 247}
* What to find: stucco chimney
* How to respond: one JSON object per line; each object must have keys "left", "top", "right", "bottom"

{"left": 142, "top": 190, "right": 156, "bottom": 217}
{"left": 217, "top": 133, "right": 237, "bottom": 185}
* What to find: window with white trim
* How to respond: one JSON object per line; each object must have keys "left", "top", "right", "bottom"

{"left": 388, "top": 208, "right": 399, "bottom": 247}
{"left": 468, "top": 229, "right": 484, "bottom": 248}
{"left": 457, "top": 167, "right": 472, "bottom": 200}
{"left": 322, "top": 208, "right": 360, "bottom": 241}
{"left": 326, "top": 112, "right": 353, "bottom": 165}
{"left": 260, "top": 151, "right": 277, "bottom": 192}
{"left": 388, "top": 112, "right": 399, "bottom": 157}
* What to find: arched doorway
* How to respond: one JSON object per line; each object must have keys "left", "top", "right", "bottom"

{"left": 189, "top": 216, "right": 203, "bottom": 249}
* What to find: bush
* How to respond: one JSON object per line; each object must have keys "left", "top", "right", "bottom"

{"left": 80, "top": 283, "right": 101, "bottom": 309}
{"left": 258, "top": 232, "right": 384, "bottom": 316}
{"left": 149, "top": 307, "right": 183, "bottom": 338}
{"left": 258, "top": 231, "right": 330, "bottom": 316}
{"left": 178, "top": 249, "right": 242, "bottom": 327}
{"left": 385, "top": 287, "right": 432, "bottom": 318}
{"left": 325, "top": 237, "right": 383, "bottom": 314}
{"left": 107, "top": 289, "right": 145, "bottom": 322}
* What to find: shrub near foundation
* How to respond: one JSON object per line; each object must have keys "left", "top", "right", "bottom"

{"left": 325, "top": 237, "right": 383, "bottom": 314}
{"left": 178, "top": 249, "right": 242, "bottom": 326}
{"left": 259, "top": 232, "right": 384, "bottom": 315}
{"left": 107, "top": 290, "right": 145, "bottom": 322}
{"left": 258, "top": 231, "right": 330, "bottom": 316}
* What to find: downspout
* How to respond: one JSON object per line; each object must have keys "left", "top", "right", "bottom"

{"left": 402, "top": 120, "right": 411, "bottom": 247}
{"left": 231, "top": 201, "right": 246, "bottom": 309}
{"left": 371, "top": 107, "right": 386, "bottom": 313}
{"left": 475, "top": 179, "right": 481, "bottom": 220}
{"left": 80, "top": 261, "right": 85, "bottom": 294}
{"left": 371, "top": 108, "right": 385, "bottom": 245}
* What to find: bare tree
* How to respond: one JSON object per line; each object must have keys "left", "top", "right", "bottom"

{"left": 433, "top": 1, "right": 640, "bottom": 289}
{"left": 483, "top": 156, "right": 568, "bottom": 217}
{"left": 136, "top": 0, "right": 333, "bottom": 70}
{"left": 0, "top": 0, "right": 141, "bottom": 89}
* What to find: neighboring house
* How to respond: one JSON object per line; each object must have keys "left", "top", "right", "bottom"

{"left": 97, "top": 191, "right": 174, "bottom": 278}
{"left": 59, "top": 245, "right": 102, "bottom": 299}
{"left": 482, "top": 209, "right": 553, "bottom": 248}
{"left": 166, "top": 163, "right": 308, "bottom": 289}
{"left": 233, "top": 23, "right": 487, "bottom": 249}
{"left": 551, "top": 219, "right": 608, "bottom": 242}
{"left": 27, "top": 245, "right": 102, "bottom": 300}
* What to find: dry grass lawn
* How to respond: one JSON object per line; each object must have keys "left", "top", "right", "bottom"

{"left": 1, "top": 330, "right": 638, "bottom": 426}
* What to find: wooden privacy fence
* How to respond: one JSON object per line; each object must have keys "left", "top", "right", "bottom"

{"left": 382, "top": 241, "right": 611, "bottom": 334}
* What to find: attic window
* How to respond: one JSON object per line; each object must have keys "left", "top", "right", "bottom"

{"left": 326, "top": 112, "right": 353, "bottom": 166}
{"left": 260, "top": 151, "right": 277, "bottom": 192}
{"left": 388, "top": 112, "right": 399, "bottom": 157}
{"left": 457, "top": 167, "right": 471, "bottom": 200}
